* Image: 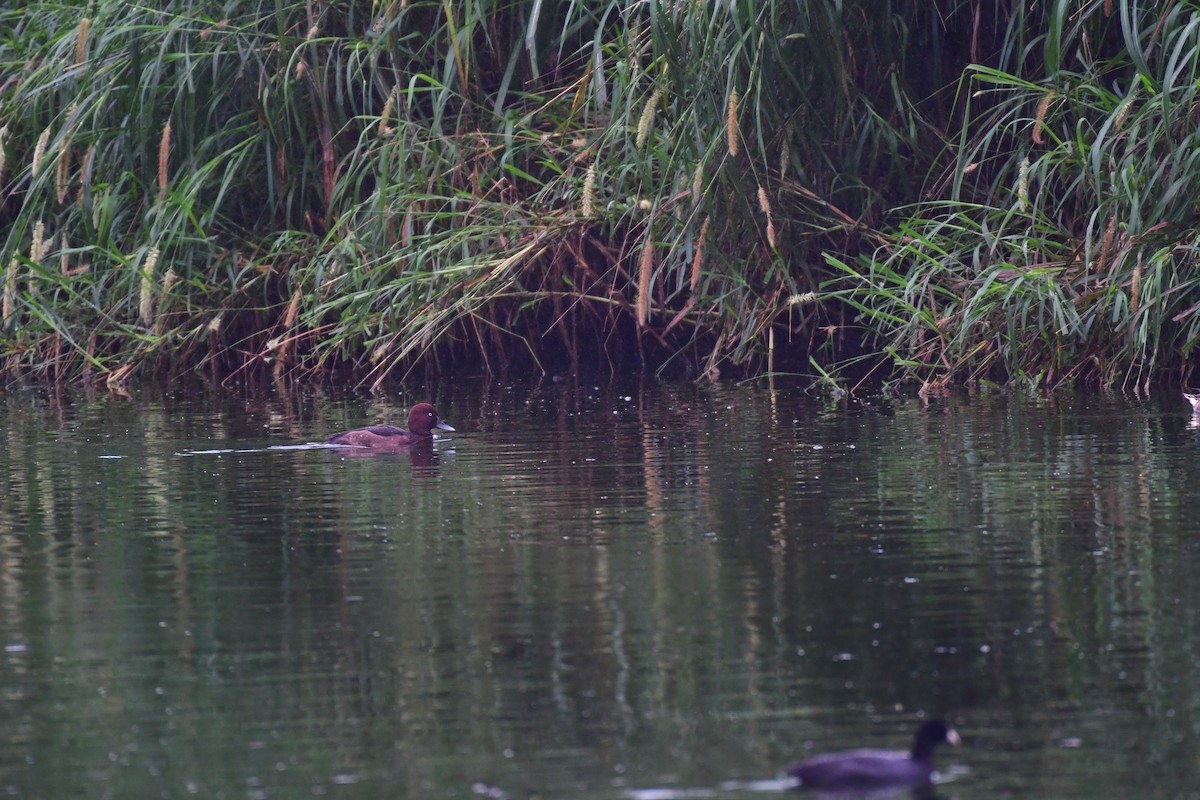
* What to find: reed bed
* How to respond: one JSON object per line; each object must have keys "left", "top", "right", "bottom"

{"left": 0, "top": 1, "right": 1196, "bottom": 390}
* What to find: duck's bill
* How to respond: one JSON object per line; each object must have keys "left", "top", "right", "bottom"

{"left": 946, "top": 727, "right": 962, "bottom": 747}
{"left": 436, "top": 421, "right": 456, "bottom": 432}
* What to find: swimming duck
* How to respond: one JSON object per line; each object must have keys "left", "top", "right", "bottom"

{"left": 1185, "top": 390, "right": 1200, "bottom": 413}
{"left": 787, "top": 719, "right": 960, "bottom": 792}
{"left": 326, "top": 402, "right": 454, "bottom": 450}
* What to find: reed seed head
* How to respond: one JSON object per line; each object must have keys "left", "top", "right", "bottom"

{"left": 1130, "top": 258, "right": 1142, "bottom": 311}
{"left": 30, "top": 220, "right": 46, "bottom": 264}
{"left": 75, "top": 17, "right": 91, "bottom": 65}
{"left": 1017, "top": 156, "right": 1030, "bottom": 211}
{"left": 637, "top": 236, "right": 654, "bottom": 327}
{"left": 283, "top": 286, "right": 303, "bottom": 331}
{"left": 32, "top": 127, "right": 51, "bottom": 176}
{"left": 1, "top": 257, "right": 16, "bottom": 326}
{"left": 158, "top": 121, "right": 172, "bottom": 201}
{"left": 757, "top": 185, "right": 771, "bottom": 216}
{"left": 0, "top": 126, "right": 8, "bottom": 187}
{"left": 1095, "top": 215, "right": 1117, "bottom": 275}
{"left": 690, "top": 216, "right": 710, "bottom": 294}
{"left": 636, "top": 88, "right": 662, "bottom": 150}
{"left": 726, "top": 89, "right": 739, "bottom": 157}
{"left": 77, "top": 143, "right": 95, "bottom": 203}
{"left": 139, "top": 246, "right": 160, "bottom": 326}
{"left": 379, "top": 85, "right": 397, "bottom": 137}
{"left": 582, "top": 161, "right": 597, "bottom": 218}
{"left": 1114, "top": 85, "right": 1138, "bottom": 132}
{"left": 56, "top": 143, "right": 71, "bottom": 204}
{"left": 1033, "top": 89, "right": 1055, "bottom": 145}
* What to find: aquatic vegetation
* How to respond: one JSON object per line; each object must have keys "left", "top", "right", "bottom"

{"left": 0, "top": 1, "right": 1195, "bottom": 389}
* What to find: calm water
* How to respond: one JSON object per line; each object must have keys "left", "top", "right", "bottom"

{"left": 1, "top": 379, "right": 1199, "bottom": 799}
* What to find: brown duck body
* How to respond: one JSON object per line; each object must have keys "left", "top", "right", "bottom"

{"left": 326, "top": 403, "right": 454, "bottom": 451}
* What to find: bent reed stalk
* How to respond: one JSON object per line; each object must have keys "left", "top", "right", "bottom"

{"left": 0, "top": 1, "right": 1197, "bottom": 391}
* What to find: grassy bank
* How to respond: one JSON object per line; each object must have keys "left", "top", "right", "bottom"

{"left": 1, "top": 1, "right": 1197, "bottom": 390}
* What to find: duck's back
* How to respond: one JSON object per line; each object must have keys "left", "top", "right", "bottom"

{"left": 326, "top": 425, "right": 411, "bottom": 446}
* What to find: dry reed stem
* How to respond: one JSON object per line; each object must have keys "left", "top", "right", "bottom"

{"left": 158, "top": 121, "right": 171, "bottom": 201}
{"left": 726, "top": 89, "right": 739, "bottom": 157}
{"left": 1033, "top": 89, "right": 1055, "bottom": 145}
{"left": 690, "top": 216, "right": 710, "bottom": 293}
{"left": 636, "top": 88, "right": 662, "bottom": 150}
{"left": 75, "top": 17, "right": 90, "bottom": 64}
{"left": 637, "top": 236, "right": 654, "bottom": 327}
{"left": 139, "top": 246, "right": 160, "bottom": 326}
{"left": 582, "top": 161, "right": 597, "bottom": 217}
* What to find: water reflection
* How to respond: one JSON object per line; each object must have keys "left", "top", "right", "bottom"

{"left": 0, "top": 383, "right": 1199, "bottom": 798}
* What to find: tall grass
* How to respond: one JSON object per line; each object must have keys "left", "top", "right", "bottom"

{"left": 832, "top": 1, "right": 1200, "bottom": 392}
{"left": 2, "top": 1, "right": 1197, "bottom": 389}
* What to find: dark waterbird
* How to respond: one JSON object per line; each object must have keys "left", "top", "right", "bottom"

{"left": 787, "top": 720, "right": 960, "bottom": 793}
{"left": 326, "top": 402, "right": 454, "bottom": 451}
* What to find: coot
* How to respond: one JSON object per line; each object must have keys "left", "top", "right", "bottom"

{"left": 787, "top": 719, "right": 960, "bottom": 791}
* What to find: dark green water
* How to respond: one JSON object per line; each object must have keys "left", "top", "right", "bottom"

{"left": 1, "top": 380, "right": 1199, "bottom": 799}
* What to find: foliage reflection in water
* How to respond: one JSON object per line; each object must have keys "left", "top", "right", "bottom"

{"left": 0, "top": 383, "right": 1198, "bottom": 798}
